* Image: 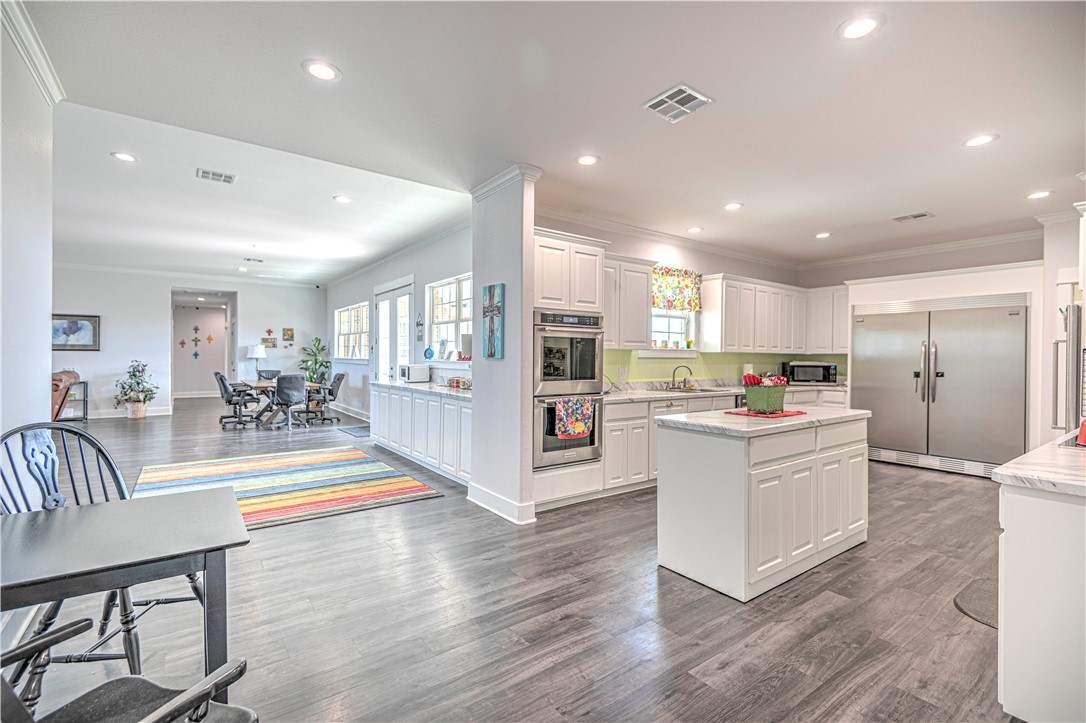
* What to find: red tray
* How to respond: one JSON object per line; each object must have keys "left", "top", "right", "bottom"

{"left": 726, "top": 409, "right": 808, "bottom": 419}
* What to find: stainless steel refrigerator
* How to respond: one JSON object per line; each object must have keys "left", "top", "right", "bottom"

{"left": 851, "top": 295, "right": 1028, "bottom": 472}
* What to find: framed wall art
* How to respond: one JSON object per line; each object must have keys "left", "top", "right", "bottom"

{"left": 481, "top": 283, "right": 504, "bottom": 359}
{"left": 261, "top": 337, "right": 278, "bottom": 349}
{"left": 52, "top": 314, "right": 100, "bottom": 351}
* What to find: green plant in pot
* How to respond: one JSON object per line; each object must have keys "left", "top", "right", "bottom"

{"left": 114, "top": 360, "right": 159, "bottom": 419}
{"left": 299, "top": 337, "right": 331, "bottom": 383}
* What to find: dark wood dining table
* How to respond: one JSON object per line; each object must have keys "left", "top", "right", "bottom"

{"left": 243, "top": 379, "right": 320, "bottom": 427}
{"left": 0, "top": 487, "right": 250, "bottom": 703}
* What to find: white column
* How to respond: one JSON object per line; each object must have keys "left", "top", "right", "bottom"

{"left": 467, "top": 164, "right": 543, "bottom": 524}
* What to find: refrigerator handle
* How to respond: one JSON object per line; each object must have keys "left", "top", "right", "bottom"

{"left": 919, "top": 340, "right": 927, "bottom": 402}
{"left": 1052, "top": 339, "right": 1066, "bottom": 430}
{"left": 929, "top": 341, "right": 938, "bottom": 403}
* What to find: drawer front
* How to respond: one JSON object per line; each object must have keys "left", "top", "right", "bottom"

{"left": 789, "top": 390, "right": 819, "bottom": 405}
{"left": 604, "top": 401, "right": 650, "bottom": 422}
{"left": 817, "top": 420, "right": 867, "bottom": 451}
{"left": 687, "top": 398, "right": 713, "bottom": 414}
{"left": 820, "top": 390, "right": 847, "bottom": 407}
{"left": 748, "top": 429, "right": 816, "bottom": 468}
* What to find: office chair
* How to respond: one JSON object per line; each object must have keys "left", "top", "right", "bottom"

{"left": 305, "top": 372, "right": 346, "bottom": 424}
{"left": 264, "top": 374, "right": 308, "bottom": 430}
{"left": 0, "top": 423, "right": 204, "bottom": 713}
{"left": 214, "top": 372, "right": 259, "bottom": 430}
{"left": 256, "top": 370, "right": 280, "bottom": 380}
{"left": 1, "top": 618, "right": 257, "bottom": 723}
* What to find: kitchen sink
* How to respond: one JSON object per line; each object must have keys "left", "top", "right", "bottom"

{"left": 667, "top": 386, "right": 737, "bottom": 393}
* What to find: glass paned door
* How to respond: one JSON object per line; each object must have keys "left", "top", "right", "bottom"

{"left": 375, "top": 287, "right": 412, "bottom": 379}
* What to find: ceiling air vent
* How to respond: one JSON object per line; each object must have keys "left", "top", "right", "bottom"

{"left": 242, "top": 257, "right": 264, "bottom": 263}
{"left": 892, "top": 211, "right": 935, "bottom": 223}
{"left": 196, "top": 168, "right": 236, "bottom": 185}
{"left": 644, "top": 84, "right": 713, "bottom": 123}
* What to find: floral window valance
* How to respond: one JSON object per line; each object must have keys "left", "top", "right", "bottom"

{"left": 652, "top": 266, "right": 702, "bottom": 311}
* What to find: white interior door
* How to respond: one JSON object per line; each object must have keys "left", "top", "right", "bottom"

{"left": 375, "top": 287, "right": 412, "bottom": 380}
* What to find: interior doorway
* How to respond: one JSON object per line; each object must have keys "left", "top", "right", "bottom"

{"left": 374, "top": 284, "right": 412, "bottom": 380}
{"left": 170, "top": 289, "right": 236, "bottom": 400}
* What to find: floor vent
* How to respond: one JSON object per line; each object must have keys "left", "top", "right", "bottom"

{"left": 868, "top": 447, "right": 994, "bottom": 479}
{"left": 892, "top": 211, "right": 934, "bottom": 222}
{"left": 644, "top": 84, "right": 713, "bottom": 123}
{"left": 196, "top": 168, "right": 236, "bottom": 185}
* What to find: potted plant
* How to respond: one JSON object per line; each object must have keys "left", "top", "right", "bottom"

{"left": 114, "top": 360, "right": 159, "bottom": 419}
{"left": 299, "top": 337, "right": 331, "bottom": 383}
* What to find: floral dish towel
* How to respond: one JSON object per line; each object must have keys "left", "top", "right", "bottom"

{"left": 555, "top": 397, "right": 595, "bottom": 439}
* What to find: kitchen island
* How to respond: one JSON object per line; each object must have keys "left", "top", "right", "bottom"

{"left": 992, "top": 432, "right": 1085, "bottom": 723}
{"left": 656, "top": 406, "right": 871, "bottom": 602}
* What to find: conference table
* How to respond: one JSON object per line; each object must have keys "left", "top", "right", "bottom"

{"left": 245, "top": 379, "right": 320, "bottom": 427}
{"left": 0, "top": 487, "right": 250, "bottom": 703}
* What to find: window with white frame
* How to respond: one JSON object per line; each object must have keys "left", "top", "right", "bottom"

{"left": 651, "top": 308, "right": 696, "bottom": 350}
{"left": 427, "top": 274, "right": 472, "bottom": 360}
{"left": 334, "top": 302, "right": 369, "bottom": 360}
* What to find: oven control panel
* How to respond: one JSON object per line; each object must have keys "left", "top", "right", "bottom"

{"left": 537, "top": 312, "right": 602, "bottom": 328}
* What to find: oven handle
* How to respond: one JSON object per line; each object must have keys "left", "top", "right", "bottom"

{"left": 535, "top": 395, "right": 605, "bottom": 408}
{"left": 536, "top": 326, "right": 604, "bottom": 335}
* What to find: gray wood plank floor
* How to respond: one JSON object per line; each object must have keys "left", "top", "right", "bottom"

{"left": 24, "top": 399, "right": 1011, "bottom": 721}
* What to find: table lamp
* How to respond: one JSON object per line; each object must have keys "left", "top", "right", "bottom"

{"left": 247, "top": 344, "right": 267, "bottom": 373}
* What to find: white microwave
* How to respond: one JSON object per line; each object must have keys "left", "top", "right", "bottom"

{"left": 399, "top": 364, "right": 430, "bottom": 383}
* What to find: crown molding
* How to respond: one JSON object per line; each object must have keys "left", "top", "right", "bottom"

{"left": 533, "top": 226, "right": 610, "bottom": 249}
{"left": 471, "top": 164, "right": 544, "bottom": 202}
{"left": 796, "top": 229, "right": 1043, "bottom": 270}
{"left": 535, "top": 205, "right": 799, "bottom": 271}
{"left": 1034, "top": 211, "right": 1082, "bottom": 226}
{"left": 845, "top": 260, "right": 1043, "bottom": 286}
{"left": 1074, "top": 202, "right": 1085, "bottom": 218}
{"left": 1077, "top": 171, "right": 1085, "bottom": 183}
{"left": 1, "top": 1, "right": 64, "bottom": 106}
{"left": 53, "top": 262, "right": 321, "bottom": 289}
{"left": 327, "top": 217, "right": 472, "bottom": 287}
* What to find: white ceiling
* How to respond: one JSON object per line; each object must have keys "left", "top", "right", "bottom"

{"left": 31, "top": 2, "right": 1086, "bottom": 268}
{"left": 52, "top": 103, "right": 470, "bottom": 284}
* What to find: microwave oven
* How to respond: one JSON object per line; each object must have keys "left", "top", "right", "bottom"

{"left": 399, "top": 364, "right": 430, "bottom": 383}
{"left": 782, "top": 361, "right": 837, "bottom": 385}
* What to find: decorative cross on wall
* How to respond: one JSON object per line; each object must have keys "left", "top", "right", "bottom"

{"left": 206, "top": 335, "right": 214, "bottom": 343}
{"left": 192, "top": 325, "right": 200, "bottom": 334}
{"left": 266, "top": 328, "right": 273, "bottom": 336}
{"left": 179, "top": 339, "right": 186, "bottom": 348}
{"left": 191, "top": 336, "right": 200, "bottom": 348}
{"left": 192, "top": 351, "right": 200, "bottom": 359}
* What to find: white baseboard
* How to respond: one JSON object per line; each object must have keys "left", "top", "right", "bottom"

{"left": 173, "top": 391, "right": 219, "bottom": 399}
{"left": 467, "top": 483, "right": 536, "bottom": 525}
{"left": 88, "top": 407, "right": 172, "bottom": 420}
{"left": 535, "top": 478, "right": 657, "bottom": 512}
{"left": 329, "top": 401, "right": 369, "bottom": 422}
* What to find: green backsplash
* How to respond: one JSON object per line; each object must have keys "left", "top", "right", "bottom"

{"left": 603, "top": 350, "right": 848, "bottom": 382}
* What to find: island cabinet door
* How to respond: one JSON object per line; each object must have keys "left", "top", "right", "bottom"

{"left": 817, "top": 450, "right": 846, "bottom": 548}
{"left": 843, "top": 445, "right": 868, "bottom": 535}
{"left": 748, "top": 465, "right": 788, "bottom": 582}
{"left": 785, "top": 461, "right": 818, "bottom": 565}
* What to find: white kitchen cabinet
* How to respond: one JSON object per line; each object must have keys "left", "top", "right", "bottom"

{"left": 820, "top": 389, "right": 848, "bottom": 408}
{"left": 425, "top": 396, "right": 441, "bottom": 466}
{"left": 604, "top": 402, "right": 650, "bottom": 489}
{"left": 754, "top": 286, "right": 769, "bottom": 352}
{"left": 832, "top": 288, "right": 850, "bottom": 353}
{"left": 603, "top": 421, "right": 629, "bottom": 488}
{"left": 439, "top": 398, "right": 459, "bottom": 475}
{"left": 794, "top": 294, "right": 808, "bottom": 353}
{"left": 603, "top": 256, "right": 654, "bottom": 350}
{"left": 781, "top": 293, "right": 795, "bottom": 352}
{"left": 817, "top": 443, "right": 868, "bottom": 549}
{"left": 602, "top": 260, "right": 620, "bottom": 349}
{"left": 723, "top": 281, "right": 742, "bottom": 351}
{"left": 687, "top": 398, "right": 713, "bottom": 413}
{"left": 627, "top": 420, "right": 650, "bottom": 484}
{"left": 713, "top": 395, "right": 738, "bottom": 411}
{"left": 370, "top": 389, "right": 382, "bottom": 442}
{"left": 534, "top": 461, "right": 603, "bottom": 504}
{"left": 387, "top": 390, "right": 402, "bottom": 448}
{"left": 808, "top": 291, "right": 834, "bottom": 353}
{"left": 739, "top": 283, "right": 756, "bottom": 352}
{"left": 456, "top": 402, "right": 472, "bottom": 481}
{"left": 785, "top": 389, "right": 819, "bottom": 406}
{"left": 534, "top": 234, "right": 605, "bottom": 313}
{"left": 768, "top": 290, "right": 782, "bottom": 352}
{"left": 843, "top": 445, "right": 868, "bottom": 535}
{"left": 400, "top": 394, "right": 413, "bottom": 452}
{"left": 748, "top": 463, "right": 787, "bottom": 582}
{"left": 649, "top": 399, "right": 687, "bottom": 479}
{"left": 377, "top": 388, "right": 390, "bottom": 443}
{"left": 412, "top": 395, "right": 428, "bottom": 460}
{"left": 534, "top": 236, "right": 571, "bottom": 310}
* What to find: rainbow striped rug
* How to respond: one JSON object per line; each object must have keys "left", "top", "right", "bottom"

{"left": 133, "top": 446, "right": 442, "bottom": 530}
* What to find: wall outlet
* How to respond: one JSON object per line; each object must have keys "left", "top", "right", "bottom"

{"left": 743, "top": 363, "right": 754, "bottom": 375}
{"left": 618, "top": 367, "right": 628, "bottom": 380}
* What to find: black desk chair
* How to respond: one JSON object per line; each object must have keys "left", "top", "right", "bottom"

{"left": 214, "top": 372, "right": 258, "bottom": 430}
{"left": 304, "top": 372, "right": 346, "bottom": 425}
{"left": 1, "top": 618, "right": 258, "bottom": 723}
{"left": 0, "top": 423, "right": 204, "bottom": 713}
{"left": 264, "top": 374, "right": 308, "bottom": 430}
{"left": 256, "top": 370, "right": 280, "bottom": 380}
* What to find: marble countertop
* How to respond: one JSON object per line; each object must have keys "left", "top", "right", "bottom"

{"left": 992, "top": 432, "right": 1086, "bottom": 498}
{"left": 654, "top": 405, "right": 871, "bottom": 439}
{"left": 370, "top": 378, "right": 472, "bottom": 401}
{"left": 603, "top": 383, "right": 847, "bottom": 404}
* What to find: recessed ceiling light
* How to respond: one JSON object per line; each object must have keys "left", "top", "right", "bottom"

{"left": 723, "top": 202, "right": 744, "bottom": 211}
{"left": 576, "top": 154, "right": 600, "bottom": 166}
{"left": 197, "top": 297, "right": 206, "bottom": 301}
{"left": 221, "top": 305, "right": 227, "bottom": 309}
{"left": 815, "top": 232, "right": 832, "bottom": 239}
{"left": 332, "top": 195, "right": 352, "bottom": 204}
{"left": 1026, "top": 190, "right": 1053, "bottom": 199}
{"left": 238, "top": 267, "right": 248, "bottom": 272}
{"left": 111, "top": 152, "right": 137, "bottom": 162}
{"left": 687, "top": 227, "right": 703, "bottom": 234}
{"left": 302, "top": 59, "right": 341, "bottom": 81}
{"left": 963, "top": 134, "right": 999, "bottom": 147}
{"left": 836, "top": 13, "right": 885, "bottom": 40}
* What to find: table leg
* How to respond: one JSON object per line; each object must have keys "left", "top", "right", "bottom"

{"left": 203, "top": 549, "right": 228, "bottom": 704}
{"left": 252, "top": 396, "right": 274, "bottom": 422}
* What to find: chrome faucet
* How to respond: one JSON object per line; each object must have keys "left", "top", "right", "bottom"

{"left": 671, "top": 365, "right": 694, "bottom": 390}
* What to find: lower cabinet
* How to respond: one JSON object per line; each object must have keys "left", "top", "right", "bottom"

{"left": 649, "top": 399, "right": 687, "bottom": 480}
{"left": 603, "top": 402, "right": 650, "bottom": 489}
{"left": 371, "top": 385, "right": 472, "bottom": 485}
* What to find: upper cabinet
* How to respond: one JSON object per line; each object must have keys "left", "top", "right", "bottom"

{"left": 534, "top": 232, "right": 606, "bottom": 314}
{"left": 702, "top": 277, "right": 849, "bottom": 356}
{"left": 603, "top": 255, "right": 654, "bottom": 350}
